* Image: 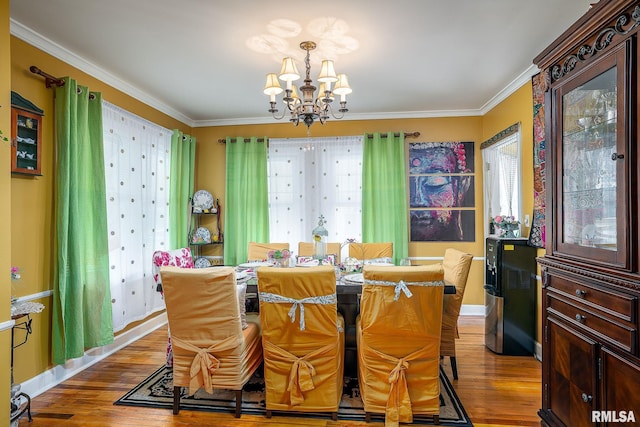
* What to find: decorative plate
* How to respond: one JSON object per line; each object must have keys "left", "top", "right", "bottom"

{"left": 342, "top": 273, "right": 364, "bottom": 284}
{"left": 363, "top": 261, "right": 395, "bottom": 266}
{"left": 192, "top": 227, "right": 211, "bottom": 243}
{"left": 192, "top": 190, "right": 214, "bottom": 212}
{"left": 297, "top": 259, "right": 319, "bottom": 267}
{"left": 195, "top": 257, "right": 211, "bottom": 268}
{"left": 238, "top": 261, "right": 272, "bottom": 269}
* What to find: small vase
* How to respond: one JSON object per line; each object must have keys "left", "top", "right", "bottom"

{"left": 502, "top": 224, "right": 519, "bottom": 238}
{"left": 272, "top": 258, "right": 289, "bottom": 268}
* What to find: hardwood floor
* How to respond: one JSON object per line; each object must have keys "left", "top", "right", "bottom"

{"left": 16, "top": 316, "right": 541, "bottom": 427}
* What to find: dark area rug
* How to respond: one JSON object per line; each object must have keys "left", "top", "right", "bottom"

{"left": 115, "top": 365, "right": 473, "bottom": 426}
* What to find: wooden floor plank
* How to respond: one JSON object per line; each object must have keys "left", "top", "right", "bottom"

{"left": 17, "top": 315, "right": 541, "bottom": 426}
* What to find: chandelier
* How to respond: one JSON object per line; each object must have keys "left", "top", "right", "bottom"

{"left": 263, "top": 41, "right": 352, "bottom": 130}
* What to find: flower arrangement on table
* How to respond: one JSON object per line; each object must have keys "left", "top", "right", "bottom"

{"left": 267, "top": 249, "right": 291, "bottom": 267}
{"left": 339, "top": 238, "right": 363, "bottom": 273}
{"left": 492, "top": 215, "right": 521, "bottom": 238}
{"left": 339, "top": 258, "right": 363, "bottom": 274}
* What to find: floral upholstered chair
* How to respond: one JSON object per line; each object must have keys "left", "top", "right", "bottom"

{"left": 152, "top": 247, "right": 195, "bottom": 367}
{"left": 152, "top": 247, "right": 195, "bottom": 293}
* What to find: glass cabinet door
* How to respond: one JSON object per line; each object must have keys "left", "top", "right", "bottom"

{"left": 11, "top": 108, "right": 43, "bottom": 175}
{"left": 555, "top": 46, "right": 627, "bottom": 267}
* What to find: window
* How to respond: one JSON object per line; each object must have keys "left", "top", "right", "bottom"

{"left": 482, "top": 125, "right": 522, "bottom": 235}
{"left": 102, "top": 101, "right": 171, "bottom": 332}
{"left": 268, "top": 136, "right": 363, "bottom": 251}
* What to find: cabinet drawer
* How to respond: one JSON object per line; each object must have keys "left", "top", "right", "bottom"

{"left": 548, "top": 275, "right": 636, "bottom": 323}
{"left": 548, "top": 294, "right": 636, "bottom": 353}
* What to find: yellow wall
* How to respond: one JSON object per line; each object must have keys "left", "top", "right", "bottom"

{"left": 483, "top": 82, "right": 545, "bottom": 345}
{"left": 192, "top": 117, "right": 488, "bottom": 305}
{"left": 8, "top": 30, "right": 542, "bottom": 400}
{"left": 9, "top": 35, "right": 191, "bottom": 386}
{"left": 2, "top": 0, "right": 13, "bottom": 423}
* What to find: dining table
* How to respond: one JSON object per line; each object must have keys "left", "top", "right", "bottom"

{"left": 237, "top": 263, "right": 456, "bottom": 378}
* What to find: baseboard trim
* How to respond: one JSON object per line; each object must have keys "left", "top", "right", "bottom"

{"left": 535, "top": 340, "right": 542, "bottom": 361}
{"left": 460, "top": 304, "right": 484, "bottom": 316}
{"left": 19, "top": 312, "right": 168, "bottom": 398}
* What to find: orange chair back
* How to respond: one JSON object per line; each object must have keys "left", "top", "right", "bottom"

{"left": 297, "top": 242, "right": 342, "bottom": 264}
{"left": 257, "top": 266, "right": 344, "bottom": 413}
{"left": 441, "top": 248, "right": 473, "bottom": 356}
{"left": 247, "top": 242, "right": 289, "bottom": 261}
{"left": 160, "top": 266, "right": 262, "bottom": 393}
{"left": 348, "top": 242, "right": 393, "bottom": 260}
{"left": 358, "top": 264, "right": 445, "bottom": 423}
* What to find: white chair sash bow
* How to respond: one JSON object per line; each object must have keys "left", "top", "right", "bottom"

{"left": 364, "top": 279, "right": 445, "bottom": 301}
{"left": 259, "top": 292, "right": 337, "bottom": 331}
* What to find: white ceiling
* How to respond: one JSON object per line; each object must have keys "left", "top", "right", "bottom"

{"left": 10, "top": 0, "right": 594, "bottom": 127}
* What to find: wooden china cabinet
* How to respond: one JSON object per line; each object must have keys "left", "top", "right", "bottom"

{"left": 535, "top": 1, "right": 640, "bottom": 426}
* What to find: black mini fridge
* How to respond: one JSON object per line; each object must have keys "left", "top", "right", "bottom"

{"left": 484, "top": 236, "right": 537, "bottom": 355}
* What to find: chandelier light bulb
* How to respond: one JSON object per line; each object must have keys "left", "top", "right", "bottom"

{"left": 318, "top": 60, "right": 338, "bottom": 83}
{"left": 263, "top": 73, "right": 283, "bottom": 103}
{"left": 333, "top": 73, "right": 352, "bottom": 104}
{"left": 279, "top": 57, "right": 300, "bottom": 82}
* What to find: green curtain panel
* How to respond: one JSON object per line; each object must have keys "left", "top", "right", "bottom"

{"left": 169, "top": 130, "right": 196, "bottom": 248}
{"left": 52, "top": 77, "right": 113, "bottom": 365}
{"left": 362, "top": 132, "right": 409, "bottom": 264}
{"left": 223, "top": 137, "right": 269, "bottom": 265}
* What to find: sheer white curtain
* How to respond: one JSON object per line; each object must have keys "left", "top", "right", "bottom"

{"left": 268, "top": 136, "right": 364, "bottom": 252}
{"left": 102, "top": 101, "right": 171, "bottom": 332}
{"left": 482, "top": 130, "right": 521, "bottom": 233}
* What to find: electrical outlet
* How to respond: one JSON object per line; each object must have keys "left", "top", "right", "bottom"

{"left": 524, "top": 214, "right": 530, "bottom": 227}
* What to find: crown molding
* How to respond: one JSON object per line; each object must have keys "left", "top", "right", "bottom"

{"left": 192, "top": 108, "right": 484, "bottom": 128}
{"left": 10, "top": 19, "right": 195, "bottom": 127}
{"left": 11, "top": 19, "right": 533, "bottom": 130}
{"left": 479, "top": 64, "right": 540, "bottom": 114}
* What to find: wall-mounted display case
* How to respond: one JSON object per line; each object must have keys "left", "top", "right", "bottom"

{"left": 11, "top": 92, "right": 44, "bottom": 176}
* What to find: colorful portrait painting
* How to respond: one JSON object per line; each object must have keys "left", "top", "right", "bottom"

{"left": 410, "top": 210, "right": 475, "bottom": 242}
{"left": 408, "top": 141, "right": 476, "bottom": 241}
{"left": 409, "top": 141, "right": 474, "bottom": 174}
{"left": 409, "top": 176, "right": 475, "bottom": 208}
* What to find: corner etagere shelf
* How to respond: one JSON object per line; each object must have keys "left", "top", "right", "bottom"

{"left": 188, "top": 197, "right": 224, "bottom": 267}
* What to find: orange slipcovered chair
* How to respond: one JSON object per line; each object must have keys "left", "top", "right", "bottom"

{"left": 159, "top": 266, "right": 263, "bottom": 417}
{"left": 440, "top": 248, "right": 473, "bottom": 380}
{"left": 349, "top": 242, "right": 393, "bottom": 260}
{"left": 297, "top": 241, "right": 342, "bottom": 264}
{"left": 357, "top": 264, "right": 445, "bottom": 426}
{"left": 247, "top": 242, "right": 289, "bottom": 261}
{"left": 257, "top": 265, "right": 344, "bottom": 419}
